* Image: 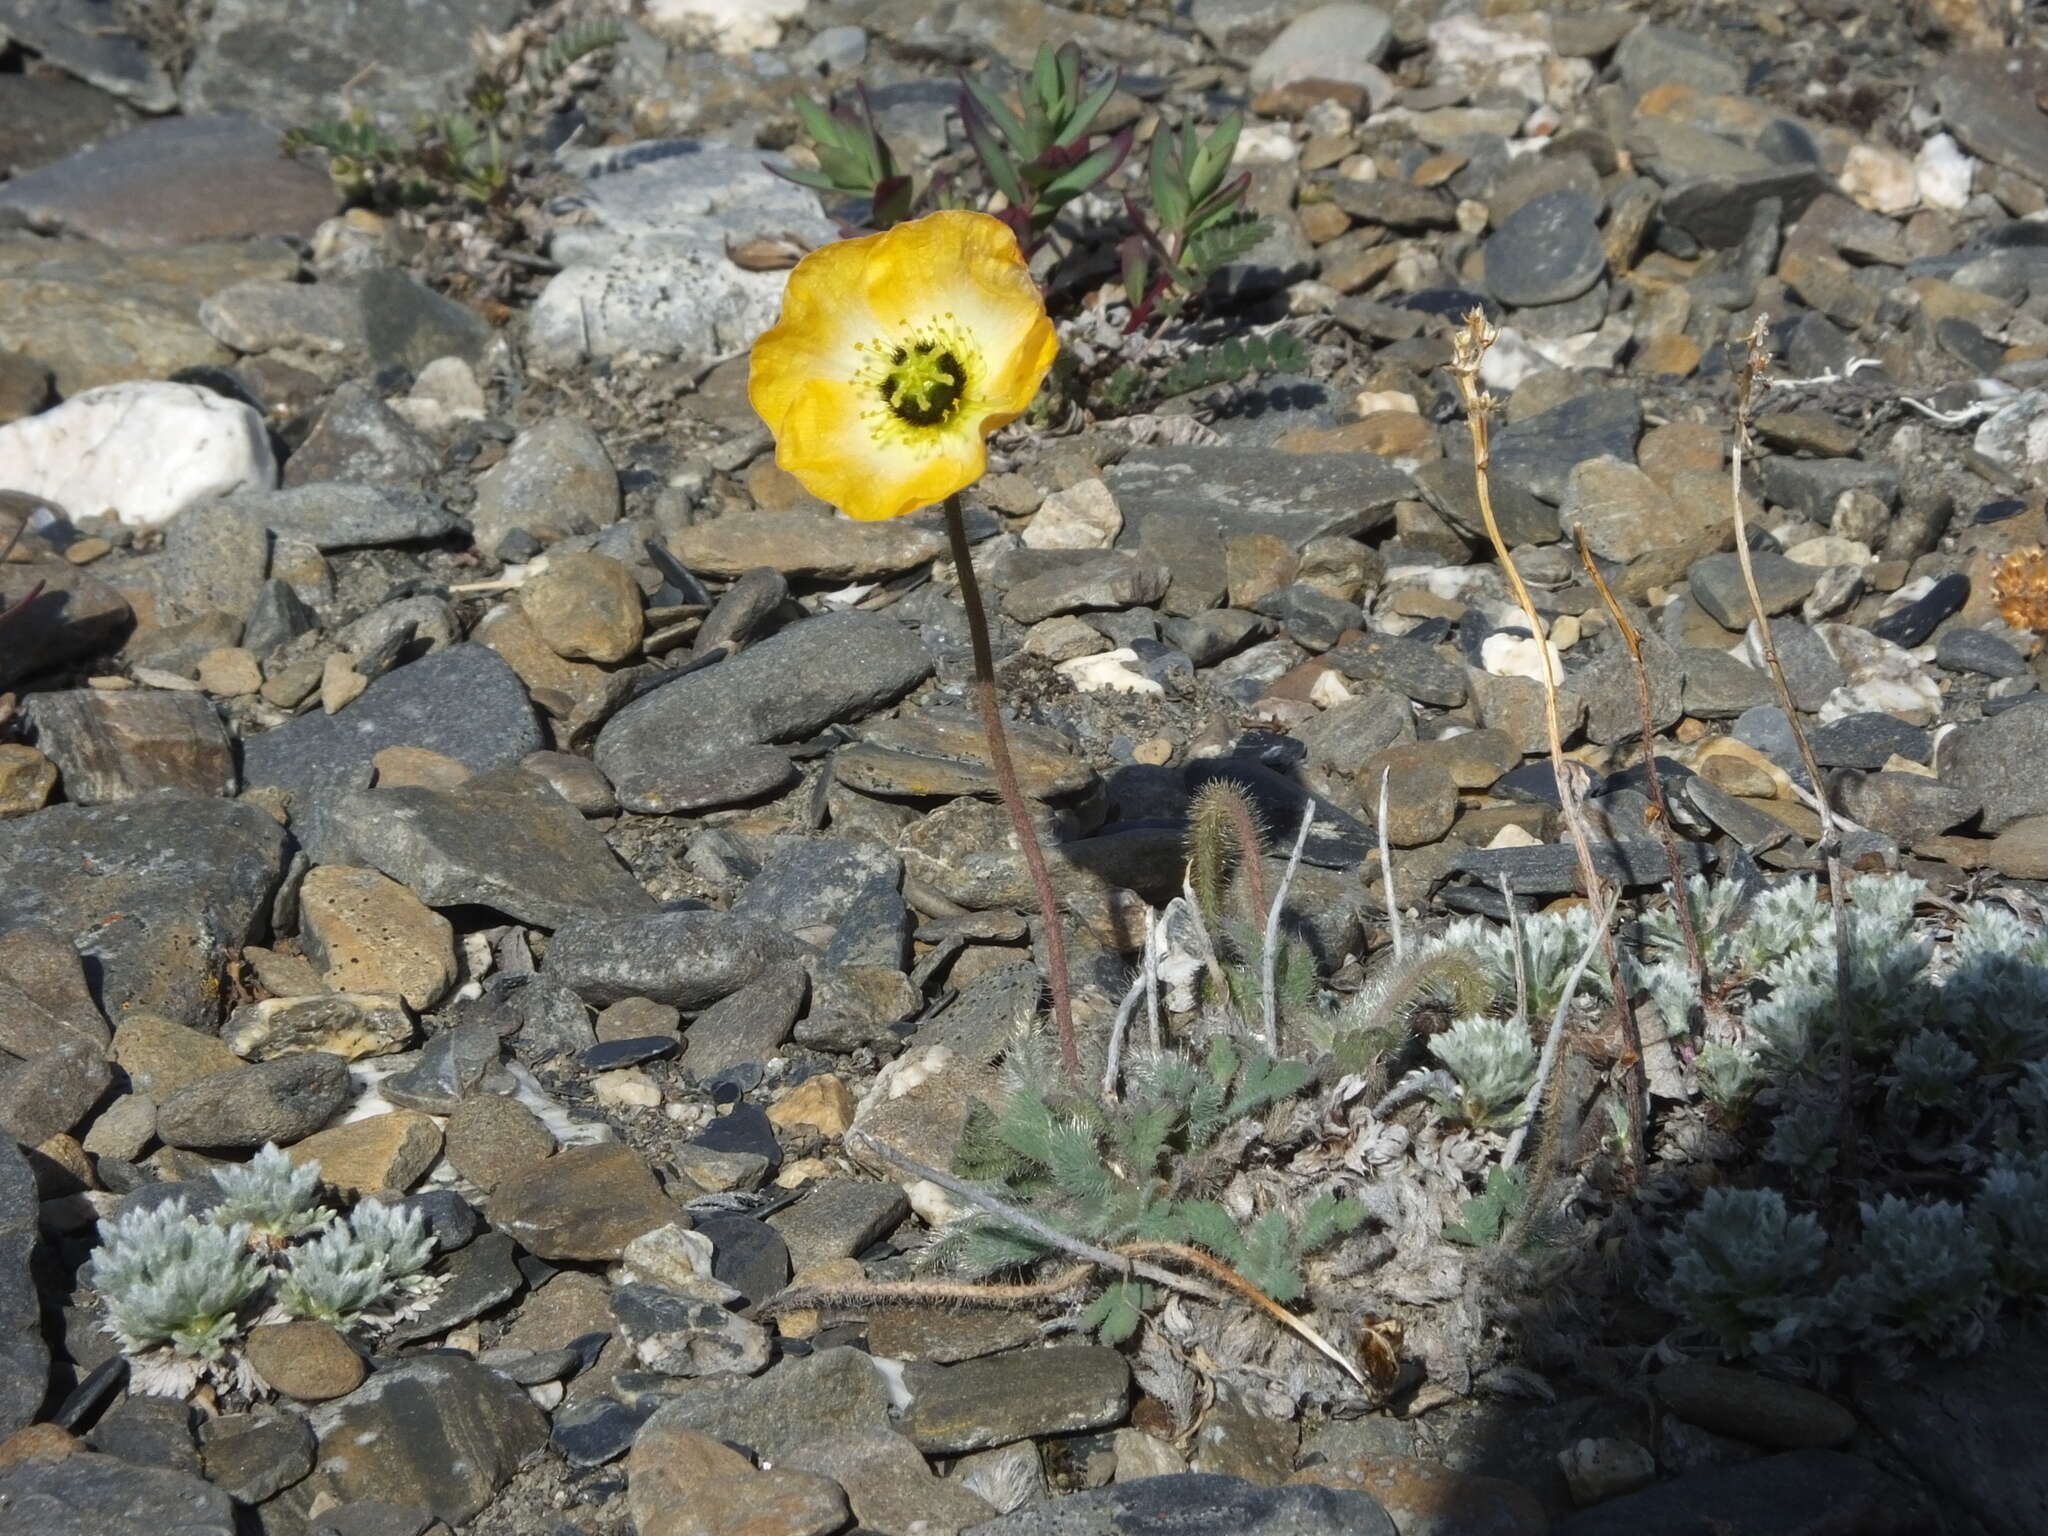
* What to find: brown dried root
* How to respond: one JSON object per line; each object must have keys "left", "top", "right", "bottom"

{"left": 1446, "top": 311, "right": 1647, "bottom": 1174}
{"left": 1729, "top": 319, "right": 1860, "bottom": 1184}
{"left": 839, "top": 1130, "right": 1369, "bottom": 1388}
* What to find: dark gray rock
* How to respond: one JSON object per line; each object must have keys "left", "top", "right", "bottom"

{"left": 1690, "top": 552, "right": 1815, "bottom": 630}
{"left": 285, "top": 384, "right": 437, "bottom": 495}
{"left": 1001, "top": 551, "right": 1170, "bottom": 624}
{"left": 1451, "top": 836, "right": 1700, "bottom": 893}
{"left": 1933, "top": 52, "right": 2048, "bottom": 188}
{"left": 1490, "top": 390, "right": 1642, "bottom": 504}
{"left": 1412, "top": 455, "right": 1557, "bottom": 547}
{"left": 1680, "top": 646, "right": 1775, "bottom": 717}
{"left": 241, "top": 644, "right": 542, "bottom": 825}
{"left": 24, "top": 690, "right": 235, "bottom": 805}
{"left": 1108, "top": 446, "right": 1411, "bottom": 550}
{"left": 966, "top": 1474, "right": 1397, "bottom": 1536}
{"left": 1936, "top": 626, "right": 2029, "bottom": 680}
{"left": 1663, "top": 166, "right": 1826, "bottom": 248}
{"left": 594, "top": 612, "right": 931, "bottom": 808}
{"left": 766, "top": 1178, "right": 908, "bottom": 1270}
{"left": 1254, "top": 582, "right": 1359, "bottom": 652}
{"left": 1754, "top": 618, "right": 1845, "bottom": 713}
{"left": 469, "top": 416, "right": 619, "bottom": 553}
{"left": 1162, "top": 609, "right": 1271, "bottom": 666}
{"left": 386, "top": 1231, "right": 523, "bottom": 1347}
{"left": 1683, "top": 777, "right": 1797, "bottom": 852}
{"left": 1485, "top": 190, "right": 1605, "bottom": 307}
{"left": 1616, "top": 22, "right": 1742, "bottom": 96}
{"left": 243, "top": 578, "right": 319, "bottom": 657}
{"left": 181, "top": 0, "right": 524, "bottom": 127}
{"left": 1137, "top": 508, "right": 1230, "bottom": 615}
{"left": 692, "top": 567, "right": 788, "bottom": 659}
{"left": 156, "top": 498, "right": 270, "bottom": 624}
{"left": 544, "top": 909, "right": 779, "bottom": 1009}
{"left": 198, "top": 1409, "right": 316, "bottom": 1504}
{"left": 729, "top": 840, "right": 902, "bottom": 936}
{"left": 1836, "top": 772, "right": 1980, "bottom": 847}
{"left": 692, "top": 1213, "right": 791, "bottom": 1307}
{"left": 1578, "top": 629, "right": 1683, "bottom": 746}
{"left": 359, "top": 268, "right": 493, "bottom": 374}
{"left": 1756, "top": 456, "right": 1898, "bottom": 522}
{"left": 898, "top": 1345, "right": 1131, "bottom": 1454}
{"left": 0, "top": 795, "right": 287, "bottom": 1026}
{"left": 377, "top": 1023, "right": 500, "bottom": 1114}
{"left": 1938, "top": 698, "right": 2048, "bottom": 832}
{"left": 679, "top": 962, "right": 808, "bottom": 1079}
{"left": 1809, "top": 712, "right": 1931, "bottom": 770}
{"left": 1853, "top": 1326, "right": 2048, "bottom": 1536}
{"left": 0, "top": 1139, "right": 46, "bottom": 1437}
{"left": 0, "top": 1039, "right": 109, "bottom": 1147}
{"left": 635, "top": 1346, "right": 892, "bottom": 1462}
{"left": 157, "top": 1053, "right": 352, "bottom": 1149}
{"left": 1551, "top": 1449, "right": 1926, "bottom": 1536}
{"left": 1870, "top": 573, "right": 1968, "bottom": 649}
{"left": 224, "top": 484, "right": 461, "bottom": 551}
{"left": 302, "top": 1356, "right": 547, "bottom": 1525}
{"left": 609, "top": 1282, "right": 770, "bottom": 1377}
{"left": 0, "top": 564, "right": 132, "bottom": 689}
{"left": 0, "top": 1452, "right": 235, "bottom": 1536}
{"left": 328, "top": 772, "right": 651, "bottom": 930}
{"left": 1325, "top": 633, "right": 1468, "bottom": 708}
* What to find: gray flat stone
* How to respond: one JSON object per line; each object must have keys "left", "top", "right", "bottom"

{"left": 0, "top": 115, "right": 333, "bottom": 246}
{"left": 0, "top": 795, "right": 287, "bottom": 1026}
{"left": 0, "top": 1452, "right": 234, "bottom": 1536}
{"left": 1108, "top": 446, "right": 1412, "bottom": 551}
{"left": 0, "top": 1139, "right": 46, "bottom": 1436}
{"left": 967, "top": 1474, "right": 1396, "bottom": 1536}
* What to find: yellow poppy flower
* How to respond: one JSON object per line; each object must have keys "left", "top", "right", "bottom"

{"left": 749, "top": 210, "right": 1058, "bottom": 522}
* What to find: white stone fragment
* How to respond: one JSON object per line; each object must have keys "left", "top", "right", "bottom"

{"left": 1055, "top": 648, "right": 1165, "bottom": 695}
{"left": 1916, "top": 133, "right": 1974, "bottom": 211}
{"left": 0, "top": 380, "right": 275, "bottom": 526}
{"left": 1840, "top": 143, "right": 1918, "bottom": 215}
{"left": 1481, "top": 631, "right": 1564, "bottom": 683}
{"left": 641, "top": 0, "right": 805, "bottom": 53}
{"left": 1022, "top": 478, "right": 1122, "bottom": 550}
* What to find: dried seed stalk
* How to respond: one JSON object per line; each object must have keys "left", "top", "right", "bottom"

{"left": 1728, "top": 320, "right": 1858, "bottom": 1182}
{"left": 1447, "top": 311, "right": 1646, "bottom": 1173}
{"left": 1573, "top": 527, "right": 1708, "bottom": 1011}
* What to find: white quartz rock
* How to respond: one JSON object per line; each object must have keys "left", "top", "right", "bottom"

{"left": 0, "top": 380, "right": 275, "bottom": 526}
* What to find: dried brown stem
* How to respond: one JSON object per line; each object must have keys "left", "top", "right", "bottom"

{"left": 1573, "top": 527, "right": 1709, "bottom": 1011}
{"left": 1729, "top": 320, "right": 1859, "bottom": 1183}
{"left": 1447, "top": 311, "right": 1646, "bottom": 1175}
{"left": 944, "top": 494, "right": 1079, "bottom": 1082}
{"left": 846, "top": 1130, "right": 1367, "bottom": 1385}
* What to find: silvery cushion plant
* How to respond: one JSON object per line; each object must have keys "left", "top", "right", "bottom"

{"left": 86, "top": 1143, "right": 439, "bottom": 1398}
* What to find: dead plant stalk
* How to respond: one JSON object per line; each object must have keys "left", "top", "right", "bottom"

{"left": 1573, "top": 527, "right": 1709, "bottom": 1011}
{"left": 1447, "top": 311, "right": 1646, "bottom": 1170}
{"left": 1728, "top": 320, "right": 1858, "bottom": 1182}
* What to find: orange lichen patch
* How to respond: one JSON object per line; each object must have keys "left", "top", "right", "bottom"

{"left": 1992, "top": 546, "right": 2048, "bottom": 631}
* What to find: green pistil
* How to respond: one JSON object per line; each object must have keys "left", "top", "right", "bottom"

{"left": 881, "top": 341, "right": 967, "bottom": 428}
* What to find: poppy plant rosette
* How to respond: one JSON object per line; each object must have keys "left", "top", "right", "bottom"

{"left": 748, "top": 209, "right": 1058, "bottom": 521}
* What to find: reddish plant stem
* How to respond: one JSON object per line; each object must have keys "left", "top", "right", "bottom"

{"left": 944, "top": 494, "right": 1080, "bottom": 1081}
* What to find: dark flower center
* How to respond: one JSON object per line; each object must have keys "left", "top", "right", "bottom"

{"left": 880, "top": 341, "right": 967, "bottom": 428}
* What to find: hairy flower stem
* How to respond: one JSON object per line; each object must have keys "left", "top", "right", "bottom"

{"left": 1574, "top": 528, "right": 1708, "bottom": 1011}
{"left": 1729, "top": 321, "right": 1858, "bottom": 1187}
{"left": 944, "top": 494, "right": 1080, "bottom": 1082}
{"left": 1448, "top": 311, "right": 1646, "bottom": 1174}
